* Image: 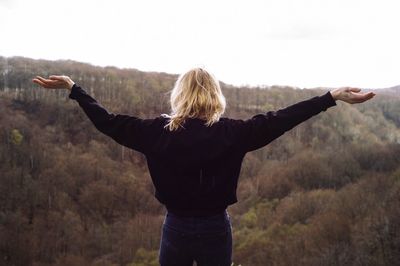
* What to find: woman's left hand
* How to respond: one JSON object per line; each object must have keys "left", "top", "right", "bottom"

{"left": 32, "top": 75, "right": 75, "bottom": 90}
{"left": 329, "top": 87, "right": 375, "bottom": 104}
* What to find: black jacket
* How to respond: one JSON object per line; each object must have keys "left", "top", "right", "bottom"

{"left": 69, "top": 84, "right": 337, "bottom": 217}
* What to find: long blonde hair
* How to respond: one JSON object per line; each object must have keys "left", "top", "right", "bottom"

{"left": 164, "top": 67, "right": 226, "bottom": 131}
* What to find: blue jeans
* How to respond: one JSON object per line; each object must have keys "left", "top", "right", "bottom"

{"left": 159, "top": 210, "right": 233, "bottom": 266}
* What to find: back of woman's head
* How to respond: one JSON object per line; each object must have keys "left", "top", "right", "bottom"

{"left": 164, "top": 67, "right": 226, "bottom": 131}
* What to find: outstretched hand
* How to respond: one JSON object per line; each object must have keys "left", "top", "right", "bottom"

{"left": 32, "top": 75, "right": 75, "bottom": 90}
{"left": 329, "top": 87, "right": 376, "bottom": 104}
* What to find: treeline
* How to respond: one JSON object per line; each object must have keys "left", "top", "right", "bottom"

{"left": 0, "top": 56, "right": 399, "bottom": 265}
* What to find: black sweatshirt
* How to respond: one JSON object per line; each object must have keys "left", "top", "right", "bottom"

{"left": 68, "top": 84, "right": 337, "bottom": 217}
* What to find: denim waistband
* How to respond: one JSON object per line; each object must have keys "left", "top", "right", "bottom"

{"left": 163, "top": 209, "right": 232, "bottom": 235}
{"left": 166, "top": 206, "right": 227, "bottom": 218}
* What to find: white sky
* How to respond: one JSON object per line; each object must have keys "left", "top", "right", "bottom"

{"left": 0, "top": 0, "right": 399, "bottom": 88}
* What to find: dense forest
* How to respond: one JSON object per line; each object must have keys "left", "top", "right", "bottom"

{"left": 0, "top": 55, "right": 399, "bottom": 266}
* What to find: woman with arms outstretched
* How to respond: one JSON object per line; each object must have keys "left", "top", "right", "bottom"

{"left": 32, "top": 68, "right": 375, "bottom": 266}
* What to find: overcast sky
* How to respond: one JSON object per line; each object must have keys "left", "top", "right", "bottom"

{"left": 1, "top": 0, "right": 399, "bottom": 88}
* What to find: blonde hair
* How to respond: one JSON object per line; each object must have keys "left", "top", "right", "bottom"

{"left": 164, "top": 67, "right": 226, "bottom": 132}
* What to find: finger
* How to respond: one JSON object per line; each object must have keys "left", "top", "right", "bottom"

{"left": 359, "top": 92, "right": 375, "bottom": 98}
{"left": 354, "top": 93, "right": 375, "bottom": 103}
{"left": 350, "top": 91, "right": 375, "bottom": 97}
{"left": 349, "top": 87, "right": 361, "bottom": 92}
{"left": 33, "top": 79, "right": 52, "bottom": 88}
{"left": 34, "top": 78, "right": 65, "bottom": 88}
{"left": 49, "top": 75, "right": 65, "bottom": 81}
{"left": 32, "top": 79, "right": 41, "bottom": 85}
{"left": 35, "top": 76, "right": 61, "bottom": 85}
{"left": 37, "top": 76, "right": 62, "bottom": 85}
{"left": 32, "top": 78, "right": 45, "bottom": 85}
{"left": 36, "top": 76, "right": 49, "bottom": 82}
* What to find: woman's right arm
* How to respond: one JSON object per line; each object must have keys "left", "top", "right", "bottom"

{"left": 32, "top": 75, "right": 151, "bottom": 154}
{"left": 237, "top": 88, "right": 375, "bottom": 153}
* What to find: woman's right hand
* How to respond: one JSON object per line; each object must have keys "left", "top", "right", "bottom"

{"left": 32, "top": 75, "right": 75, "bottom": 91}
{"left": 330, "top": 87, "right": 376, "bottom": 104}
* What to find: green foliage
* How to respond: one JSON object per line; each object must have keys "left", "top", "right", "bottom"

{"left": 10, "top": 128, "right": 23, "bottom": 145}
{"left": 128, "top": 248, "right": 159, "bottom": 266}
{"left": 241, "top": 207, "right": 258, "bottom": 228}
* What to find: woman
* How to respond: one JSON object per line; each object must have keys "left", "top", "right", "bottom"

{"left": 32, "top": 68, "right": 375, "bottom": 266}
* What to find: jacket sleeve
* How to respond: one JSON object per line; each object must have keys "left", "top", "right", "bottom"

{"left": 238, "top": 91, "right": 337, "bottom": 152}
{"left": 68, "top": 83, "right": 148, "bottom": 153}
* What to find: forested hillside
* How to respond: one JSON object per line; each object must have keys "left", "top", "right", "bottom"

{"left": 1, "top": 56, "right": 399, "bottom": 266}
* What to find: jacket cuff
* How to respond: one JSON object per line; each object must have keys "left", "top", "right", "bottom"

{"left": 68, "top": 83, "right": 84, "bottom": 100}
{"left": 320, "top": 91, "right": 337, "bottom": 110}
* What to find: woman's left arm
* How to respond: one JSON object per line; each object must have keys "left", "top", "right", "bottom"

{"left": 32, "top": 75, "right": 148, "bottom": 153}
{"left": 236, "top": 87, "right": 376, "bottom": 153}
